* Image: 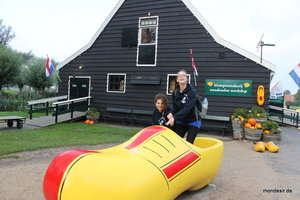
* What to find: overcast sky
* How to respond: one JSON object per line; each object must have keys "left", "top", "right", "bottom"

{"left": 1, "top": 0, "right": 299, "bottom": 94}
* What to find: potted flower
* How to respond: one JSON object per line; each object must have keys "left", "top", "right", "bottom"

{"left": 231, "top": 108, "right": 247, "bottom": 140}
{"left": 86, "top": 108, "right": 100, "bottom": 122}
{"left": 247, "top": 106, "right": 268, "bottom": 123}
{"left": 261, "top": 120, "right": 282, "bottom": 142}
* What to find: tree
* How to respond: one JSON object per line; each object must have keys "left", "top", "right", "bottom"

{"left": 0, "top": 19, "right": 16, "bottom": 46}
{"left": 294, "top": 89, "right": 300, "bottom": 103}
{"left": 0, "top": 45, "right": 22, "bottom": 91}
{"left": 14, "top": 51, "right": 34, "bottom": 93}
{"left": 24, "top": 57, "right": 56, "bottom": 91}
{"left": 284, "top": 90, "right": 291, "bottom": 95}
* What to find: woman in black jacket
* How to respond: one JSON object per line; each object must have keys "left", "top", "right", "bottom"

{"left": 166, "top": 69, "right": 201, "bottom": 144}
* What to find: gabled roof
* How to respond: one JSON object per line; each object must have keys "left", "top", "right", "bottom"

{"left": 57, "top": 0, "right": 276, "bottom": 72}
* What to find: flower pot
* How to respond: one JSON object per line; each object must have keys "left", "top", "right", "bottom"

{"left": 262, "top": 132, "right": 282, "bottom": 142}
{"left": 232, "top": 120, "right": 244, "bottom": 140}
{"left": 244, "top": 128, "right": 262, "bottom": 141}
{"left": 86, "top": 115, "right": 100, "bottom": 122}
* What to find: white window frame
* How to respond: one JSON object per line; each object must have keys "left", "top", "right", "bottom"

{"left": 106, "top": 73, "right": 126, "bottom": 93}
{"left": 166, "top": 74, "right": 191, "bottom": 95}
{"left": 136, "top": 16, "right": 159, "bottom": 67}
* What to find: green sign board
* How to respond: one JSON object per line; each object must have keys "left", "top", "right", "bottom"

{"left": 270, "top": 96, "right": 284, "bottom": 104}
{"left": 205, "top": 79, "right": 252, "bottom": 97}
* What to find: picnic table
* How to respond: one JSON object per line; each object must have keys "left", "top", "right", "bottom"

{"left": 0, "top": 116, "right": 26, "bottom": 129}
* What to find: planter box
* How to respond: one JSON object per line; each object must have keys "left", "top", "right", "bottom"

{"left": 232, "top": 120, "right": 244, "bottom": 140}
{"left": 86, "top": 115, "right": 100, "bottom": 122}
{"left": 262, "top": 133, "right": 282, "bottom": 142}
{"left": 244, "top": 128, "right": 262, "bottom": 141}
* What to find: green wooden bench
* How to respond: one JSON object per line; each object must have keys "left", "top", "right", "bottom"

{"left": 201, "top": 115, "right": 230, "bottom": 136}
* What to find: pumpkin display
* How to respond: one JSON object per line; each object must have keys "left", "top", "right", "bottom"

{"left": 85, "top": 120, "right": 91, "bottom": 124}
{"left": 255, "top": 123, "right": 262, "bottom": 129}
{"left": 254, "top": 141, "right": 266, "bottom": 152}
{"left": 244, "top": 123, "right": 251, "bottom": 128}
{"left": 265, "top": 141, "right": 279, "bottom": 153}
{"left": 248, "top": 118, "right": 256, "bottom": 126}
{"left": 89, "top": 121, "right": 95, "bottom": 125}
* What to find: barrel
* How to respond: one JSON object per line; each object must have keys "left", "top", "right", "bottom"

{"left": 244, "top": 128, "right": 262, "bottom": 141}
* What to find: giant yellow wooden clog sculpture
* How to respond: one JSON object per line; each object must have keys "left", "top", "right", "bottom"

{"left": 43, "top": 126, "right": 223, "bottom": 200}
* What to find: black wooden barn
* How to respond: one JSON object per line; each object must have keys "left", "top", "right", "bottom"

{"left": 56, "top": 0, "right": 276, "bottom": 130}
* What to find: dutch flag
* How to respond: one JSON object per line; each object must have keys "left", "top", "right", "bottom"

{"left": 289, "top": 63, "right": 300, "bottom": 88}
{"left": 45, "top": 56, "right": 54, "bottom": 78}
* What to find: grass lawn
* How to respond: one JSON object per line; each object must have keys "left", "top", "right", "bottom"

{"left": 290, "top": 106, "right": 300, "bottom": 110}
{"left": 0, "top": 122, "right": 138, "bottom": 155}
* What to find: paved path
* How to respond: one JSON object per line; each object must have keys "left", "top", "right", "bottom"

{"left": 0, "top": 126, "right": 299, "bottom": 200}
{"left": 0, "top": 111, "right": 85, "bottom": 131}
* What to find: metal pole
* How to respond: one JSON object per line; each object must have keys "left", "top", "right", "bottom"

{"left": 55, "top": 104, "right": 58, "bottom": 124}
{"left": 260, "top": 45, "right": 263, "bottom": 64}
{"left": 46, "top": 102, "right": 49, "bottom": 116}
{"left": 30, "top": 105, "right": 33, "bottom": 120}
{"left": 297, "top": 112, "right": 299, "bottom": 128}
{"left": 282, "top": 108, "right": 285, "bottom": 125}
{"left": 71, "top": 101, "right": 74, "bottom": 120}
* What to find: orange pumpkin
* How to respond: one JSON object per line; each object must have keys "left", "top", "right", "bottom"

{"left": 255, "top": 123, "right": 262, "bottom": 129}
{"left": 244, "top": 123, "right": 251, "bottom": 128}
{"left": 263, "top": 130, "right": 270, "bottom": 134}
{"left": 89, "top": 121, "right": 95, "bottom": 125}
{"left": 85, "top": 120, "right": 91, "bottom": 124}
{"left": 248, "top": 118, "right": 256, "bottom": 126}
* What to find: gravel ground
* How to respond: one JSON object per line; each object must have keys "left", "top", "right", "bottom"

{"left": 0, "top": 126, "right": 299, "bottom": 200}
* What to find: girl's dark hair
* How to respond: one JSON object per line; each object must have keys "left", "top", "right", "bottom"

{"left": 154, "top": 93, "right": 168, "bottom": 105}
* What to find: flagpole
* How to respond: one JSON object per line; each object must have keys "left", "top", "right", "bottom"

{"left": 189, "top": 49, "right": 198, "bottom": 88}
{"left": 193, "top": 72, "right": 197, "bottom": 87}
{"left": 54, "top": 68, "right": 62, "bottom": 83}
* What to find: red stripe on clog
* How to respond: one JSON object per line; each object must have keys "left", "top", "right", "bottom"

{"left": 43, "top": 150, "right": 98, "bottom": 200}
{"left": 163, "top": 152, "right": 199, "bottom": 179}
{"left": 125, "top": 126, "right": 165, "bottom": 149}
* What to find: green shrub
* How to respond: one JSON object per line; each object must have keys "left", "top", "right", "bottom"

{"left": 0, "top": 90, "right": 57, "bottom": 111}
{"left": 233, "top": 108, "right": 247, "bottom": 118}
{"left": 261, "top": 120, "right": 280, "bottom": 134}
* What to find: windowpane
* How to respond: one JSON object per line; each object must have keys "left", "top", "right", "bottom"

{"left": 108, "top": 75, "right": 125, "bottom": 92}
{"left": 140, "top": 18, "right": 157, "bottom": 26}
{"left": 167, "top": 74, "right": 191, "bottom": 95}
{"left": 168, "top": 76, "right": 177, "bottom": 94}
{"left": 138, "top": 45, "right": 156, "bottom": 65}
{"left": 141, "top": 28, "right": 156, "bottom": 44}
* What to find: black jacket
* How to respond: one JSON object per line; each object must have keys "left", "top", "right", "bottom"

{"left": 171, "top": 84, "right": 198, "bottom": 123}
{"left": 152, "top": 106, "right": 171, "bottom": 126}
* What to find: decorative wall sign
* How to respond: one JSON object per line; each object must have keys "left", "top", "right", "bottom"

{"left": 205, "top": 79, "right": 252, "bottom": 97}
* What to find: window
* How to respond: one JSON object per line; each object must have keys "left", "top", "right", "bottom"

{"left": 107, "top": 73, "right": 126, "bottom": 93}
{"left": 166, "top": 74, "right": 191, "bottom": 95}
{"left": 137, "top": 16, "right": 159, "bottom": 66}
